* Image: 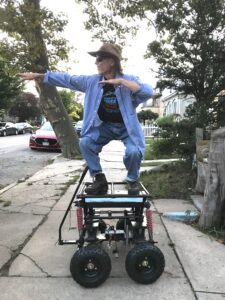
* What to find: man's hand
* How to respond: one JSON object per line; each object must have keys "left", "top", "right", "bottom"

{"left": 99, "top": 78, "right": 122, "bottom": 85}
{"left": 99, "top": 78, "right": 140, "bottom": 93}
{"left": 17, "top": 72, "right": 44, "bottom": 81}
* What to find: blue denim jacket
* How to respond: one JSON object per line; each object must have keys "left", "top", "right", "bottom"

{"left": 43, "top": 71, "right": 153, "bottom": 156}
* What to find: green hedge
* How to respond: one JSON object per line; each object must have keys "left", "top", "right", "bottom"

{"left": 145, "top": 115, "right": 196, "bottom": 160}
{"left": 144, "top": 138, "right": 178, "bottom": 160}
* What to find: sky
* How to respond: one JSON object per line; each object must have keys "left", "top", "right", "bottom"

{"left": 27, "top": 0, "right": 158, "bottom": 94}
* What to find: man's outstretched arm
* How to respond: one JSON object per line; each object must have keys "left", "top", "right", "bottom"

{"left": 17, "top": 72, "right": 45, "bottom": 81}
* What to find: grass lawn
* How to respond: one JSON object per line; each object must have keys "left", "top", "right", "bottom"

{"left": 140, "top": 160, "right": 196, "bottom": 200}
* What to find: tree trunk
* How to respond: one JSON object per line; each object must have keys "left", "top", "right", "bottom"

{"left": 38, "top": 82, "right": 80, "bottom": 158}
{"left": 199, "top": 128, "right": 225, "bottom": 228}
{"left": 27, "top": 0, "right": 80, "bottom": 158}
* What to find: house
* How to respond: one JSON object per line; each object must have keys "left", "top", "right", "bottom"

{"left": 141, "top": 89, "right": 164, "bottom": 117}
{"left": 162, "top": 92, "right": 196, "bottom": 117}
{"left": 141, "top": 90, "right": 196, "bottom": 118}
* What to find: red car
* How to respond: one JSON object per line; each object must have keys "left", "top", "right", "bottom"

{"left": 29, "top": 122, "right": 61, "bottom": 151}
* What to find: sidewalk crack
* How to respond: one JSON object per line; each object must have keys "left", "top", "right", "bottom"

{"left": 152, "top": 201, "right": 198, "bottom": 300}
{"left": 0, "top": 214, "right": 48, "bottom": 276}
{"left": 195, "top": 290, "right": 225, "bottom": 295}
{"left": 16, "top": 200, "right": 55, "bottom": 213}
{"left": 20, "top": 253, "right": 50, "bottom": 277}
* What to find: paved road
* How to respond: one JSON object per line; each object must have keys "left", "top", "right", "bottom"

{"left": 0, "top": 134, "right": 58, "bottom": 188}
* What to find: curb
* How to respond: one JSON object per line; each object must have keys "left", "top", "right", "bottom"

{"left": 0, "top": 182, "right": 18, "bottom": 196}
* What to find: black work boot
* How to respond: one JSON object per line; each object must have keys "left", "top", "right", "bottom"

{"left": 127, "top": 181, "right": 140, "bottom": 195}
{"left": 85, "top": 173, "right": 108, "bottom": 195}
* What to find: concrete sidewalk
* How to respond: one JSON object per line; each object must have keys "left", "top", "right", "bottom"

{"left": 0, "top": 141, "right": 224, "bottom": 300}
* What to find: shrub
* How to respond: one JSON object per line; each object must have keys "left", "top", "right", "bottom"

{"left": 145, "top": 138, "right": 178, "bottom": 160}
{"left": 148, "top": 115, "right": 196, "bottom": 160}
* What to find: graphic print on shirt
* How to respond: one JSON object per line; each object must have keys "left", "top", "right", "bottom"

{"left": 102, "top": 90, "right": 119, "bottom": 113}
{"left": 98, "top": 84, "right": 123, "bottom": 123}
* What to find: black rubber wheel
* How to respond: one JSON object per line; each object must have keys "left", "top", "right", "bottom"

{"left": 70, "top": 246, "right": 111, "bottom": 288}
{"left": 125, "top": 243, "right": 165, "bottom": 284}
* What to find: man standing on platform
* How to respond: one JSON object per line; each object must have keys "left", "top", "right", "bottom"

{"left": 18, "top": 43, "right": 153, "bottom": 195}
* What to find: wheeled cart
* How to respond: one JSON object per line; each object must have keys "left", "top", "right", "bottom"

{"left": 59, "top": 166, "right": 165, "bottom": 288}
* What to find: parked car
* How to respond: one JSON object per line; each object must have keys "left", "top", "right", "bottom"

{"left": 29, "top": 121, "right": 60, "bottom": 151}
{"left": 0, "top": 122, "right": 18, "bottom": 136}
{"left": 74, "top": 120, "right": 83, "bottom": 136}
{"left": 15, "top": 122, "right": 33, "bottom": 134}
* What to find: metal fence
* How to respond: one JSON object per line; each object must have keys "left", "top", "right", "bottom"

{"left": 141, "top": 125, "right": 159, "bottom": 137}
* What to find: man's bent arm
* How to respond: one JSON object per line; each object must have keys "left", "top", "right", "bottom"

{"left": 99, "top": 78, "right": 140, "bottom": 93}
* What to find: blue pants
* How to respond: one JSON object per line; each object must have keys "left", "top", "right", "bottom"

{"left": 79, "top": 122, "right": 142, "bottom": 181}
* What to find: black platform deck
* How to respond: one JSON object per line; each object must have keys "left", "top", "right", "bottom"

{"left": 76, "top": 182, "right": 151, "bottom": 207}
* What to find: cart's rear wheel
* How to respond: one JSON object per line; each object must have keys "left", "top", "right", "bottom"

{"left": 70, "top": 246, "right": 111, "bottom": 288}
{"left": 125, "top": 243, "right": 165, "bottom": 284}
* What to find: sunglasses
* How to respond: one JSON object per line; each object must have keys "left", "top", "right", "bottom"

{"left": 96, "top": 56, "right": 112, "bottom": 63}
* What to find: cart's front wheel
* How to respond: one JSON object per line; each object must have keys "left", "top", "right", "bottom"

{"left": 70, "top": 246, "right": 111, "bottom": 288}
{"left": 125, "top": 243, "right": 165, "bottom": 284}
